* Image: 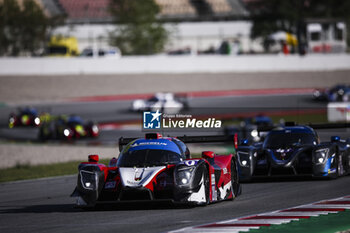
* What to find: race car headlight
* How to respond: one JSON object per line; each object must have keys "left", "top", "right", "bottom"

{"left": 175, "top": 166, "right": 195, "bottom": 186}
{"left": 251, "top": 129, "right": 258, "bottom": 138}
{"left": 80, "top": 170, "right": 97, "bottom": 190}
{"left": 34, "top": 117, "right": 40, "bottom": 126}
{"left": 92, "top": 125, "right": 99, "bottom": 133}
{"left": 64, "top": 129, "right": 70, "bottom": 137}
{"left": 132, "top": 100, "right": 144, "bottom": 110}
{"left": 181, "top": 177, "right": 189, "bottom": 184}
{"left": 237, "top": 151, "right": 250, "bottom": 167}
{"left": 313, "top": 90, "right": 321, "bottom": 97}
{"left": 9, "top": 117, "right": 15, "bottom": 124}
{"left": 315, "top": 148, "right": 328, "bottom": 164}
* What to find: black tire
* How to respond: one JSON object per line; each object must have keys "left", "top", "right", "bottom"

{"left": 231, "top": 159, "right": 240, "bottom": 199}
{"left": 329, "top": 152, "right": 341, "bottom": 179}
{"left": 331, "top": 146, "right": 342, "bottom": 179}
{"left": 183, "top": 101, "right": 190, "bottom": 111}
{"left": 202, "top": 168, "right": 210, "bottom": 206}
{"left": 336, "top": 155, "right": 343, "bottom": 178}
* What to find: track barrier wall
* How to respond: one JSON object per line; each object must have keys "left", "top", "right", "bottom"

{"left": 0, "top": 54, "right": 350, "bottom": 75}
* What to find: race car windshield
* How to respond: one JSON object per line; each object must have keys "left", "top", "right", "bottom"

{"left": 264, "top": 132, "right": 316, "bottom": 148}
{"left": 117, "top": 149, "right": 182, "bottom": 167}
{"left": 147, "top": 97, "right": 159, "bottom": 103}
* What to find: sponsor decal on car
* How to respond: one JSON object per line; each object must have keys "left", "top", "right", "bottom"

{"left": 104, "top": 181, "right": 116, "bottom": 189}
{"left": 211, "top": 173, "right": 217, "bottom": 201}
{"left": 184, "top": 160, "right": 199, "bottom": 166}
{"left": 131, "top": 141, "right": 168, "bottom": 147}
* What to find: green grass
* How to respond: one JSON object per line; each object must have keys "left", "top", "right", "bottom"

{"left": 0, "top": 159, "right": 111, "bottom": 183}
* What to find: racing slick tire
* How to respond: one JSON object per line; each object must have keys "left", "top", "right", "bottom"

{"left": 231, "top": 159, "right": 240, "bottom": 199}
{"left": 197, "top": 167, "right": 210, "bottom": 207}
{"left": 203, "top": 167, "right": 210, "bottom": 206}
{"left": 329, "top": 149, "right": 342, "bottom": 179}
{"left": 335, "top": 154, "right": 343, "bottom": 178}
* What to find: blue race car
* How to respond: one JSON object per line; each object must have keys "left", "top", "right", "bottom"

{"left": 224, "top": 115, "right": 274, "bottom": 143}
{"left": 8, "top": 107, "right": 41, "bottom": 128}
{"left": 313, "top": 84, "right": 350, "bottom": 102}
{"left": 236, "top": 124, "right": 350, "bottom": 181}
{"left": 38, "top": 115, "right": 99, "bottom": 140}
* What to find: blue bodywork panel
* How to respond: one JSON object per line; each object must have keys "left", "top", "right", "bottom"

{"left": 127, "top": 138, "right": 181, "bottom": 154}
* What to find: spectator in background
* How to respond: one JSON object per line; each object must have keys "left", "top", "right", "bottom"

{"left": 281, "top": 41, "right": 289, "bottom": 55}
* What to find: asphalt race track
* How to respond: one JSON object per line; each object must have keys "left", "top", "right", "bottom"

{"left": 1, "top": 93, "right": 322, "bottom": 126}
{"left": 0, "top": 93, "right": 329, "bottom": 143}
{"left": 0, "top": 175, "right": 350, "bottom": 233}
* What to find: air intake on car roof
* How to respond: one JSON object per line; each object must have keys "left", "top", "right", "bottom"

{"left": 285, "top": 122, "right": 296, "bottom": 126}
{"left": 145, "top": 133, "right": 162, "bottom": 139}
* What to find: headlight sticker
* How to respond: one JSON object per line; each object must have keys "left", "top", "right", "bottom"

{"left": 184, "top": 160, "right": 198, "bottom": 166}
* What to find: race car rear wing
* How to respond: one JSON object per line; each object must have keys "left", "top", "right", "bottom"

{"left": 308, "top": 122, "right": 350, "bottom": 129}
{"left": 118, "top": 134, "right": 236, "bottom": 152}
{"left": 257, "top": 122, "right": 350, "bottom": 133}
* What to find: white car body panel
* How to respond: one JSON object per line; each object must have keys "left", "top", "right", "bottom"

{"left": 119, "top": 166, "right": 166, "bottom": 188}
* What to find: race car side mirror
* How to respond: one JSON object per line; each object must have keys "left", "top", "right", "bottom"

{"left": 202, "top": 151, "right": 215, "bottom": 159}
{"left": 109, "top": 157, "right": 118, "bottom": 167}
{"left": 88, "top": 154, "right": 99, "bottom": 162}
{"left": 331, "top": 136, "right": 340, "bottom": 142}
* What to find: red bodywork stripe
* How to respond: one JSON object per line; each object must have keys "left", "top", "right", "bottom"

{"left": 143, "top": 167, "right": 167, "bottom": 191}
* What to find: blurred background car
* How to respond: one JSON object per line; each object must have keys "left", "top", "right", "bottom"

{"left": 313, "top": 84, "right": 350, "bottom": 102}
{"left": 130, "top": 92, "right": 189, "bottom": 114}
{"left": 8, "top": 107, "right": 42, "bottom": 128}
{"left": 80, "top": 47, "right": 121, "bottom": 58}
{"left": 38, "top": 115, "right": 99, "bottom": 141}
{"left": 224, "top": 115, "right": 275, "bottom": 143}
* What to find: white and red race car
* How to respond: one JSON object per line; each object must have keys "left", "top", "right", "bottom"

{"left": 71, "top": 133, "right": 241, "bottom": 207}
